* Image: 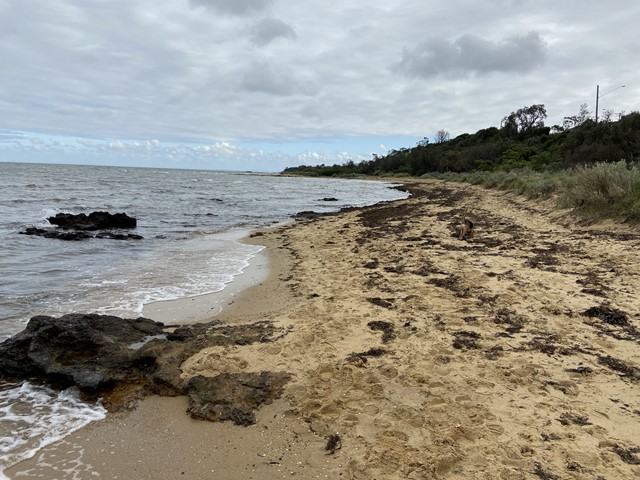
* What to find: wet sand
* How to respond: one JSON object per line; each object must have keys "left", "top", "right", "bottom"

{"left": 7, "top": 179, "right": 640, "bottom": 479}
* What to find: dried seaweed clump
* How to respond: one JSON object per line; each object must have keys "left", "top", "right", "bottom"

{"left": 533, "top": 461, "right": 560, "bottom": 480}
{"left": 612, "top": 444, "right": 640, "bottom": 464}
{"left": 325, "top": 434, "right": 342, "bottom": 454}
{"left": 452, "top": 330, "right": 481, "bottom": 350}
{"left": 583, "top": 305, "right": 629, "bottom": 326}
{"left": 346, "top": 347, "right": 388, "bottom": 365}
{"left": 367, "top": 320, "right": 396, "bottom": 343}
{"left": 557, "top": 412, "right": 591, "bottom": 426}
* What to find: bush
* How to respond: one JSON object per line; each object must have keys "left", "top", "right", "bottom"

{"left": 560, "top": 160, "right": 640, "bottom": 222}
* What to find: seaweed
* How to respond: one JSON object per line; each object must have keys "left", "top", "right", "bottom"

{"left": 566, "top": 461, "right": 582, "bottom": 472}
{"left": 583, "top": 305, "right": 629, "bottom": 326}
{"left": 565, "top": 365, "right": 593, "bottom": 375}
{"left": 346, "top": 347, "right": 389, "bottom": 364}
{"left": 533, "top": 462, "right": 560, "bottom": 480}
{"left": 612, "top": 444, "right": 640, "bottom": 464}
{"left": 367, "top": 297, "right": 395, "bottom": 309}
{"left": 452, "top": 330, "right": 481, "bottom": 350}
{"left": 597, "top": 355, "right": 640, "bottom": 381}
{"left": 484, "top": 345, "right": 504, "bottom": 360}
{"left": 325, "top": 434, "right": 342, "bottom": 454}
{"left": 428, "top": 275, "right": 471, "bottom": 298}
{"left": 583, "top": 304, "right": 640, "bottom": 341}
{"left": 558, "top": 412, "right": 591, "bottom": 426}
{"left": 493, "top": 308, "right": 527, "bottom": 334}
{"left": 525, "top": 334, "right": 577, "bottom": 357}
{"left": 367, "top": 321, "right": 396, "bottom": 343}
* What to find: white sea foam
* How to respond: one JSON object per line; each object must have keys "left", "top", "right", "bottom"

{"left": 0, "top": 382, "right": 106, "bottom": 479}
{"left": 81, "top": 233, "right": 265, "bottom": 318}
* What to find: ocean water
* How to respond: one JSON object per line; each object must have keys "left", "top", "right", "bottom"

{"left": 0, "top": 161, "right": 408, "bottom": 476}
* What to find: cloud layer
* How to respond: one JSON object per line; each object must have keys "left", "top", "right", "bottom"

{"left": 0, "top": 0, "right": 638, "bottom": 169}
{"left": 398, "top": 32, "right": 547, "bottom": 78}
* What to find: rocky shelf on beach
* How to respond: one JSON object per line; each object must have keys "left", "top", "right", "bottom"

{"left": 0, "top": 313, "right": 291, "bottom": 426}
{"left": 19, "top": 211, "right": 143, "bottom": 241}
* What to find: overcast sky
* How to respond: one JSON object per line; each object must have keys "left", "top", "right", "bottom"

{"left": 1, "top": 0, "right": 638, "bottom": 171}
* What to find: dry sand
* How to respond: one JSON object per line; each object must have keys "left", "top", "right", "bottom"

{"left": 7, "top": 179, "right": 640, "bottom": 479}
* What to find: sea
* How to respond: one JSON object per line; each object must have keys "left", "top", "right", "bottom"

{"left": 0, "top": 161, "right": 408, "bottom": 477}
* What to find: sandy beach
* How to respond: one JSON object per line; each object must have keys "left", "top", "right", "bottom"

{"left": 7, "top": 179, "right": 640, "bottom": 479}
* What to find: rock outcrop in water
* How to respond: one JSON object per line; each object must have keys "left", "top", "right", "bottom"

{"left": 19, "top": 211, "right": 143, "bottom": 241}
{"left": 0, "top": 313, "right": 291, "bottom": 425}
{"left": 48, "top": 211, "right": 137, "bottom": 230}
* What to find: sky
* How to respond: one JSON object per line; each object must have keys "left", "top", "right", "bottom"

{"left": 0, "top": 0, "right": 638, "bottom": 172}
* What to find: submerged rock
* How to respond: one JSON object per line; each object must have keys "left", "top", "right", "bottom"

{"left": 20, "top": 227, "right": 93, "bottom": 241}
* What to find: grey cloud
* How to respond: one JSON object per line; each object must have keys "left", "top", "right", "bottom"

{"left": 398, "top": 32, "right": 547, "bottom": 78}
{"left": 240, "top": 60, "right": 317, "bottom": 96}
{"left": 189, "top": 0, "right": 273, "bottom": 16}
{"left": 250, "top": 18, "right": 297, "bottom": 46}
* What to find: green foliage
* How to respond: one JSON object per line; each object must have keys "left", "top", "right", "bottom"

{"left": 501, "top": 104, "right": 548, "bottom": 138}
{"left": 560, "top": 161, "right": 640, "bottom": 222}
{"left": 282, "top": 108, "right": 640, "bottom": 211}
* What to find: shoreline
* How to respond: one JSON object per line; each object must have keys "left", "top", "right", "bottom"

{"left": 7, "top": 179, "right": 640, "bottom": 479}
{"left": 4, "top": 222, "right": 320, "bottom": 480}
{"left": 141, "top": 241, "right": 270, "bottom": 325}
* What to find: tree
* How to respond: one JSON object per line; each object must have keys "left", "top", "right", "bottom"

{"left": 599, "top": 109, "right": 615, "bottom": 123}
{"left": 563, "top": 103, "right": 591, "bottom": 129}
{"left": 435, "top": 129, "right": 450, "bottom": 144}
{"left": 501, "top": 104, "right": 547, "bottom": 136}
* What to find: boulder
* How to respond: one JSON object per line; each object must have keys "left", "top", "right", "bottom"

{"left": 19, "top": 211, "right": 142, "bottom": 241}
{"left": 186, "top": 372, "right": 292, "bottom": 426}
{"left": 0, "top": 314, "right": 291, "bottom": 421}
{"left": 48, "top": 211, "right": 137, "bottom": 230}
{"left": 0, "top": 314, "right": 165, "bottom": 392}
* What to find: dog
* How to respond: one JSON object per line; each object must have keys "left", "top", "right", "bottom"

{"left": 459, "top": 218, "right": 474, "bottom": 240}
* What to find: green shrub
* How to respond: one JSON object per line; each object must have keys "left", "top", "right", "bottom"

{"left": 560, "top": 160, "right": 640, "bottom": 222}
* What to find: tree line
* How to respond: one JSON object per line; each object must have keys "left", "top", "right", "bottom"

{"left": 283, "top": 105, "right": 640, "bottom": 177}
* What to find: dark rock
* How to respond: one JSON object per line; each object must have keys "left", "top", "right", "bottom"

{"left": 19, "top": 211, "right": 141, "bottom": 241}
{"left": 94, "top": 232, "right": 144, "bottom": 240}
{"left": 186, "top": 372, "right": 292, "bottom": 426}
{"left": 20, "top": 227, "right": 93, "bottom": 241}
{"left": 0, "top": 314, "right": 164, "bottom": 392}
{"left": 0, "top": 314, "right": 291, "bottom": 418}
{"left": 319, "top": 197, "right": 338, "bottom": 202}
{"left": 293, "top": 210, "right": 320, "bottom": 220}
{"left": 48, "top": 211, "right": 137, "bottom": 230}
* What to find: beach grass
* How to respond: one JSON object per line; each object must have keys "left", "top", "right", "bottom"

{"left": 427, "top": 160, "right": 640, "bottom": 223}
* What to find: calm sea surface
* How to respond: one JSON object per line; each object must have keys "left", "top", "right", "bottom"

{"left": 0, "top": 161, "right": 408, "bottom": 476}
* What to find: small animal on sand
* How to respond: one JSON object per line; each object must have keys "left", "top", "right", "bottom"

{"left": 459, "top": 218, "right": 474, "bottom": 240}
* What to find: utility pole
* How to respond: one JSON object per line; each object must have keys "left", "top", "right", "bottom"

{"left": 595, "top": 84, "right": 625, "bottom": 124}
{"left": 595, "top": 84, "right": 600, "bottom": 124}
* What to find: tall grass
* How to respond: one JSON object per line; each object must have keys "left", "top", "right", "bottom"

{"left": 560, "top": 160, "right": 640, "bottom": 222}
{"left": 427, "top": 161, "right": 640, "bottom": 223}
{"left": 426, "top": 168, "right": 569, "bottom": 199}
